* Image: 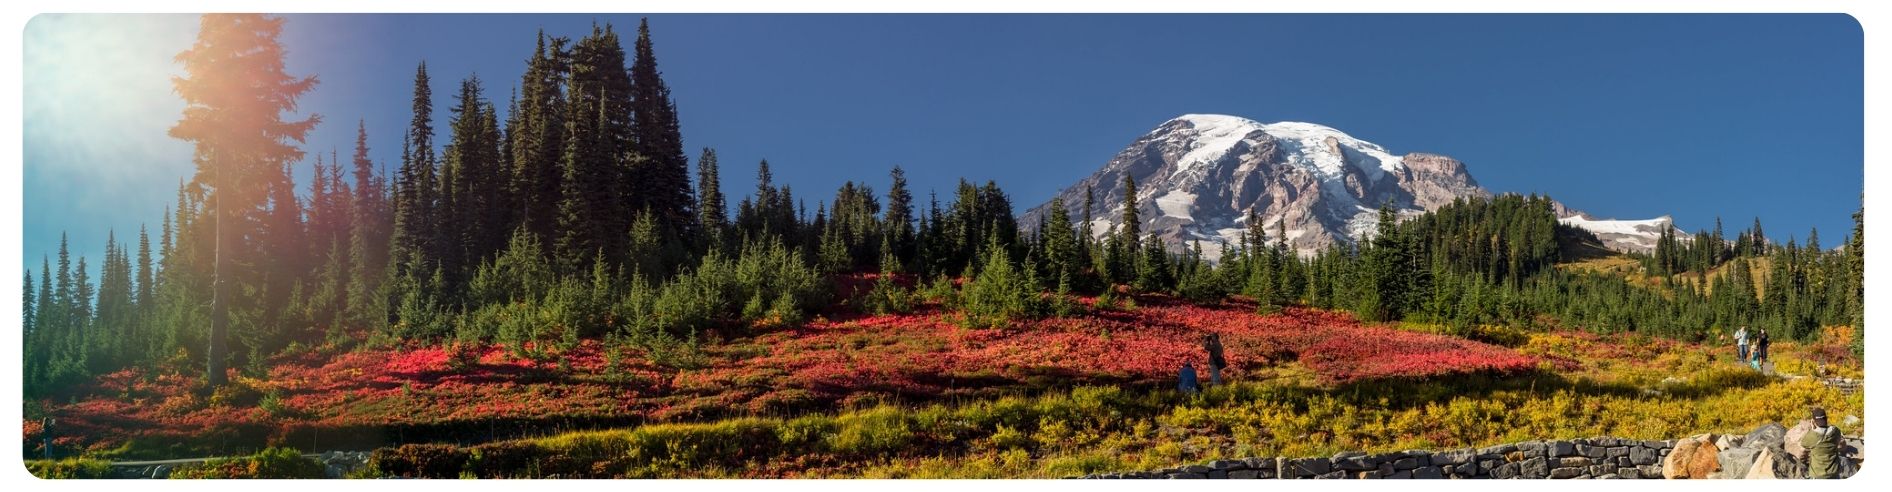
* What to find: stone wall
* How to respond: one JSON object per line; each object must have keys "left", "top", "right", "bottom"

{"left": 1082, "top": 424, "right": 1863, "bottom": 480}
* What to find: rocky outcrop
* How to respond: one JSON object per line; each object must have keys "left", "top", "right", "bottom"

{"left": 1081, "top": 425, "right": 1863, "bottom": 480}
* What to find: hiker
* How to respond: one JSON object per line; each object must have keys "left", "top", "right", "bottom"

{"left": 1202, "top": 333, "right": 1227, "bottom": 386}
{"left": 1801, "top": 407, "right": 1845, "bottom": 478}
{"left": 1755, "top": 328, "right": 1772, "bottom": 364}
{"left": 1178, "top": 361, "right": 1200, "bottom": 395}
{"left": 1734, "top": 326, "right": 1751, "bottom": 362}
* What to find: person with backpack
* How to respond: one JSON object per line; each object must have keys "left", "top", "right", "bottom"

{"left": 1801, "top": 407, "right": 1846, "bottom": 478}
{"left": 1202, "top": 333, "right": 1227, "bottom": 386}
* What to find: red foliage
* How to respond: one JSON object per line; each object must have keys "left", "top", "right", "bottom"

{"left": 31, "top": 295, "right": 1545, "bottom": 453}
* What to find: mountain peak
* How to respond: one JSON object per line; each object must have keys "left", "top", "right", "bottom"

{"left": 1022, "top": 114, "right": 1488, "bottom": 260}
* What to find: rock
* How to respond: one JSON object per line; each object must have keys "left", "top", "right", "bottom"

{"left": 1333, "top": 454, "right": 1374, "bottom": 471}
{"left": 1597, "top": 473, "right": 1619, "bottom": 479}
{"left": 1453, "top": 462, "right": 1477, "bottom": 477}
{"left": 1548, "top": 467, "right": 1584, "bottom": 479}
{"left": 1431, "top": 449, "right": 1474, "bottom": 466}
{"left": 1520, "top": 457, "right": 1549, "bottom": 479}
{"left": 1516, "top": 441, "right": 1547, "bottom": 457}
{"left": 1577, "top": 444, "right": 1607, "bottom": 459}
{"left": 1558, "top": 457, "right": 1592, "bottom": 468}
{"left": 1716, "top": 446, "right": 1760, "bottom": 479}
{"left": 1229, "top": 470, "right": 1260, "bottom": 479}
{"left": 1291, "top": 458, "right": 1332, "bottom": 476}
{"left": 1316, "top": 471, "right": 1346, "bottom": 479}
{"left": 1589, "top": 464, "right": 1615, "bottom": 477}
{"left": 1605, "top": 446, "right": 1629, "bottom": 459}
{"left": 1843, "top": 415, "right": 1861, "bottom": 428}
{"left": 1169, "top": 472, "right": 1207, "bottom": 479}
{"left": 1491, "top": 462, "right": 1520, "bottom": 479}
{"left": 1715, "top": 434, "right": 1743, "bottom": 451}
{"left": 1182, "top": 465, "right": 1211, "bottom": 474}
{"left": 1619, "top": 467, "right": 1641, "bottom": 479}
{"left": 1638, "top": 465, "right": 1662, "bottom": 478}
{"left": 1743, "top": 422, "right": 1788, "bottom": 450}
{"left": 1477, "top": 444, "right": 1516, "bottom": 457}
{"left": 1784, "top": 419, "right": 1815, "bottom": 459}
{"left": 1210, "top": 459, "right": 1247, "bottom": 470}
{"left": 1663, "top": 435, "right": 1721, "bottom": 479}
{"left": 1550, "top": 441, "right": 1578, "bottom": 457}
{"left": 1208, "top": 469, "right": 1228, "bottom": 479}
{"left": 1385, "top": 470, "right": 1412, "bottom": 479}
{"left": 1391, "top": 457, "right": 1424, "bottom": 470}
{"left": 1629, "top": 446, "right": 1661, "bottom": 466}
{"left": 1412, "top": 466, "right": 1444, "bottom": 479}
{"left": 1743, "top": 446, "right": 1803, "bottom": 479}
{"left": 1244, "top": 457, "right": 1274, "bottom": 470}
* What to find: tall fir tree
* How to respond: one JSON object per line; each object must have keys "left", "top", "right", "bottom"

{"left": 695, "top": 147, "right": 727, "bottom": 252}
{"left": 628, "top": 18, "right": 694, "bottom": 234}
{"left": 168, "top": 14, "right": 320, "bottom": 387}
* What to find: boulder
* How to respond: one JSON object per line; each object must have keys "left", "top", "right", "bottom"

{"left": 1716, "top": 446, "right": 1760, "bottom": 479}
{"left": 1548, "top": 467, "right": 1583, "bottom": 479}
{"left": 1662, "top": 435, "right": 1721, "bottom": 479}
{"left": 1784, "top": 419, "right": 1815, "bottom": 459}
{"left": 1550, "top": 441, "right": 1578, "bottom": 457}
{"left": 1715, "top": 434, "right": 1743, "bottom": 451}
{"left": 1411, "top": 466, "right": 1444, "bottom": 479}
{"left": 1490, "top": 462, "right": 1520, "bottom": 479}
{"left": 1743, "top": 446, "right": 1803, "bottom": 479}
{"left": 1743, "top": 422, "right": 1788, "bottom": 450}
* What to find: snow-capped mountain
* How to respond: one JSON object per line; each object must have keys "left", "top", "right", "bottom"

{"left": 1556, "top": 214, "right": 1685, "bottom": 254}
{"left": 1020, "top": 114, "right": 1489, "bottom": 259}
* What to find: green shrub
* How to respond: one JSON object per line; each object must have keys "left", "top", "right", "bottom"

{"left": 366, "top": 443, "right": 469, "bottom": 478}
{"left": 168, "top": 447, "right": 325, "bottom": 479}
{"left": 465, "top": 441, "right": 546, "bottom": 478}
{"left": 26, "top": 458, "right": 113, "bottom": 479}
{"left": 828, "top": 406, "right": 915, "bottom": 457}
{"left": 957, "top": 247, "right": 1045, "bottom": 328}
{"left": 860, "top": 274, "right": 915, "bottom": 315}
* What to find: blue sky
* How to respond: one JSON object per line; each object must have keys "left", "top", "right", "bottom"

{"left": 22, "top": 13, "right": 1864, "bottom": 274}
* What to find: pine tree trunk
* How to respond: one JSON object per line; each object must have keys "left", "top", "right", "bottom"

{"left": 207, "top": 154, "right": 228, "bottom": 389}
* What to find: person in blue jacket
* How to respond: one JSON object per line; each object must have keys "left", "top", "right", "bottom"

{"left": 1178, "top": 361, "right": 1201, "bottom": 394}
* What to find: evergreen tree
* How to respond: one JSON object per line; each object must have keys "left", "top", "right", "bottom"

{"left": 394, "top": 62, "right": 438, "bottom": 280}
{"left": 695, "top": 147, "right": 727, "bottom": 252}
{"left": 884, "top": 166, "right": 916, "bottom": 270}
{"left": 511, "top": 31, "right": 569, "bottom": 247}
{"left": 1042, "top": 197, "right": 1079, "bottom": 284}
{"left": 169, "top": 14, "right": 321, "bottom": 387}
{"left": 628, "top": 18, "right": 694, "bottom": 233}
